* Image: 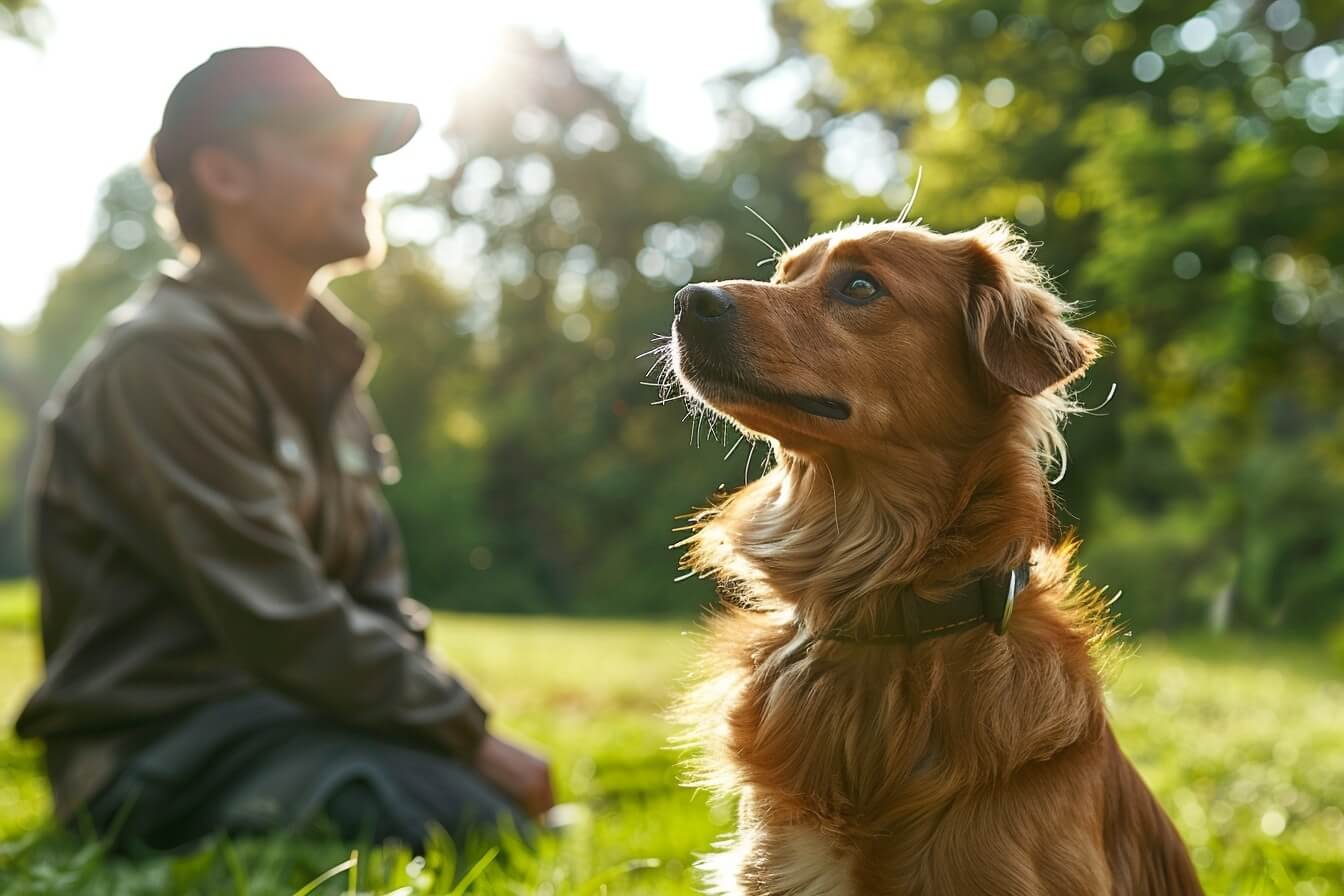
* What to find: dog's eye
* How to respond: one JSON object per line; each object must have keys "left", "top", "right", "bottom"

{"left": 840, "top": 274, "right": 881, "bottom": 304}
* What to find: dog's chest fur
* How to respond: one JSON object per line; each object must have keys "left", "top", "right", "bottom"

{"left": 700, "top": 815, "right": 856, "bottom": 896}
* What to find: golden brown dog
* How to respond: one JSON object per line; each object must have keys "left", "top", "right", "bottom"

{"left": 666, "top": 219, "right": 1202, "bottom": 895}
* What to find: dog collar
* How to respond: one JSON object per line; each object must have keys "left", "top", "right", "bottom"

{"left": 811, "top": 562, "right": 1031, "bottom": 644}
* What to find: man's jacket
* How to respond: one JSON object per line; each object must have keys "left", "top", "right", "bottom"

{"left": 15, "top": 251, "right": 488, "bottom": 820}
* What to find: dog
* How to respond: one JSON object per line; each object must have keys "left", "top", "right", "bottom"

{"left": 666, "top": 218, "right": 1203, "bottom": 895}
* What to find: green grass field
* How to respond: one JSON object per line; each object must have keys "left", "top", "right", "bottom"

{"left": 1, "top": 579, "right": 1341, "bottom": 895}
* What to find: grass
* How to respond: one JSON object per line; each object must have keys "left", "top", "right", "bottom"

{"left": 0, "top": 579, "right": 1341, "bottom": 894}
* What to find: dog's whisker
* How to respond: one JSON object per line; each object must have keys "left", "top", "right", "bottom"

{"left": 756, "top": 256, "right": 778, "bottom": 268}
{"left": 744, "top": 205, "right": 791, "bottom": 255}
{"left": 744, "top": 439, "right": 757, "bottom": 486}
{"left": 745, "top": 231, "right": 781, "bottom": 259}
{"left": 1079, "top": 382, "right": 1118, "bottom": 414}
{"left": 723, "top": 434, "right": 746, "bottom": 462}
{"left": 897, "top": 166, "right": 923, "bottom": 225}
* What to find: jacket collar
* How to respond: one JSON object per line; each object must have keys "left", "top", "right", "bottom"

{"left": 158, "top": 249, "right": 376, "bottom": 389}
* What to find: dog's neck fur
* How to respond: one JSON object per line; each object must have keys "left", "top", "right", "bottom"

{"left": 681, "top": 394, "right": 1111, "bottom": 838}
{"left": 686, "top": 396, "right": 1059, "bottom": 631}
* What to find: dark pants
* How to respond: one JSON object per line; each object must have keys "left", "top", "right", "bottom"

{"left": 83, "top": 692, "right": 528, "bottom": 855}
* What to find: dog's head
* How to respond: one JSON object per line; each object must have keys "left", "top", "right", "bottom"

{"left": 672, "top": 219, "right": 1098, "bottom": 455}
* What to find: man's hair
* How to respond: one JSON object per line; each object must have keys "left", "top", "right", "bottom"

{"left": 146, "top": 133, "right": 253, "bottom": 248}
{"left": 163, "top": 172, "right": 212, "bottom": 247}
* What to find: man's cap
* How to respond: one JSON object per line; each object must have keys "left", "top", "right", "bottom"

{"left": 152, "top": 46, "right": 421, "bottom": 187}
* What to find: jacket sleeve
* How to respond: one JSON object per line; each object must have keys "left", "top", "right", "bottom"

{"left": 91, "top": 335, "right": 487, "bottom": 758}
{"left": 350, "top": 486, "right": 435, "bottom": 645}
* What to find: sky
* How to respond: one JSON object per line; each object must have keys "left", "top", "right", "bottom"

{"left": 0, "top": 0, "right": 778, "bottom": 330}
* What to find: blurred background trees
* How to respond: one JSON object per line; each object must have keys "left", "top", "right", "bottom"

{"left": 2, "top": 2, "right": 1340, "bottom": 632}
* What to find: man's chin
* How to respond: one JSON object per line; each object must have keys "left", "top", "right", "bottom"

{"left": 313, "top": 230, "right": 381, "bottom": 275}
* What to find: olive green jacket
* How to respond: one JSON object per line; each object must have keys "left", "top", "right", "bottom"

{"left": 14, "top": 251, "right": 488, "bottom": 820}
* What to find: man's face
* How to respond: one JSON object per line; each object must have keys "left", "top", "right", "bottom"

{"left": 219, "top": 125, "right": 379, "bottom": 268}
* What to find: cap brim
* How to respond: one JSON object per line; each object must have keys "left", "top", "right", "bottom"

{"left": 338, "top": 98, "right": 421, "bottom": 155}
{"left": 273, "top": 96, "right": 421, "bottom": 156}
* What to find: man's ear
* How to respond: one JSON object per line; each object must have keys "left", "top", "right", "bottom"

{"left": 189, "top": 145, "right": 256, "bottom": 206}
{"left": 963, "top": 224, "right": 1100, "bottom": 396}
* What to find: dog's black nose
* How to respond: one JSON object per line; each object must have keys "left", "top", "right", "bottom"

{"left": 675, "top": 283, "right": 735, "bottom": 321}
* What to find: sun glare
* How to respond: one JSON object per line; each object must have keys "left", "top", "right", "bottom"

{"left": 304, "top": 2, "right": 516, "bottom": 199}
{"left": 314, "top": 3, "right": 507, "bottom": 125}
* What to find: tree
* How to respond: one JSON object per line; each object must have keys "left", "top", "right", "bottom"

{"left": 32, "top": 166, "right": 174, "bottom": 385}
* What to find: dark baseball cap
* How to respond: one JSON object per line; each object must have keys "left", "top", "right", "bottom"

{"left": 152, "top": 46, "right": 421, "bottom": 186}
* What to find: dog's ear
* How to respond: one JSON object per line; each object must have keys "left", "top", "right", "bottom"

{"left": 962, "top": 222, "right": 1099, "bottom": 396}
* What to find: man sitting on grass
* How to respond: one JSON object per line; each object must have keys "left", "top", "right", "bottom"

{"left": 14, "top": 46, "right": 553, "bottom": 854}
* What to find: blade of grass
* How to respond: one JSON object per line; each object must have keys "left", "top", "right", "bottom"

{"left": 221, "top": 838, "right": 249, "bottom": 896}
{"left": 445, "top": 846, "right": 499, "bottom": 896}
{"left": 292, "top": 856, "right": 357, "bottom": 896}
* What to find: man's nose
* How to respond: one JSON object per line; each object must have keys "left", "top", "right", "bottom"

{"left": 674, "top": 283, "right": 735, "bottom": 321}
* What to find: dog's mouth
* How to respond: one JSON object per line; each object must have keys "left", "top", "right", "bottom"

{"left": 681, "top": 361, "right": 852, "bottom": 422}
{"left": 778, "top": 392, "right": 852, "bottom": 420}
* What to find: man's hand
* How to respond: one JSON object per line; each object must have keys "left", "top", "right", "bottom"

{"left": 474, "top": 733, "right": 555, "bottom": 818}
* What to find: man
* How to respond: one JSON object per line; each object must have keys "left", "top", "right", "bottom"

{"left": 14, "top": 47, "right": 553, "bottom": 853}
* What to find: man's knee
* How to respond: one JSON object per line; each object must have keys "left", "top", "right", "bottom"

{"left": 315, "top": 752, "right": 530, "bottom": 850}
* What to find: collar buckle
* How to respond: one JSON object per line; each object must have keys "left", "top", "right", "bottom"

{"left": 994, "top": 567, "right": 1018, "bottom": 635}
{"left": 991, "top": 562, "right": 1030, "bottom": 635}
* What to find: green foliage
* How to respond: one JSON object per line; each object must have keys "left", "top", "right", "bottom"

{"left": 1329, "top": 621, "right": 1344, "bottom": 672}
{"left": 0, "top": 398, "right": 20, "bottom": 526}
{"left": 32, "top": 167, "right": 174, "bottom": 386}
{"left": 1, "top": 600, "right": 1342, "bottom": 893}
{"left": 0, "top": 580, "right": 35, "bottom": 631}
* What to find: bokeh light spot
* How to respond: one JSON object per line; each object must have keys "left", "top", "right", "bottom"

{"left": 985, "top": 77, "right": 1015, "bottom": 108}
{"left": 1134, "top": 51, "right": 1165, "bottom": 83}
{"left": 1173, "top": 251, "right": 1202, "bottom": 279}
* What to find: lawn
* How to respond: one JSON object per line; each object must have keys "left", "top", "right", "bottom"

{"left": 0, "top": 580, "right": 1341, "bottom": 895}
